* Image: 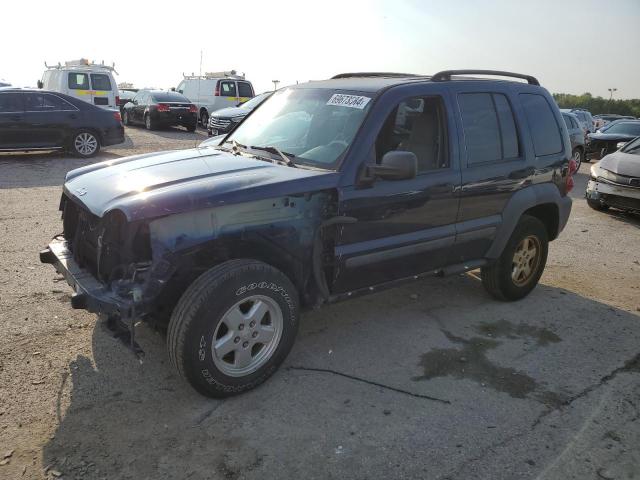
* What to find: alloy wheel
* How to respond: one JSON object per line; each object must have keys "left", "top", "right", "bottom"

{"left": 74, "top": 132, "right": 98, "bottom": 156}
{"left": 511, "top": 235, "right": 541, "bottom": 287}
{"left": 211, "top": 295, "right": 283, "bottom": 377}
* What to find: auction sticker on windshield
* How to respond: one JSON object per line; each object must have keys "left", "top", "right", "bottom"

{"left": 326, "top": 94, "right": 371, "bottom": 109}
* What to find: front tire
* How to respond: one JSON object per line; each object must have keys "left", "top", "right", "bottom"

{"left": 122, "top": 110, "right": 130, "bottom": 126}
{"left": 167, "top": 259, "right": 299, "bottom": 397}
{"left": 481, "top": 215, "right": 549, "bottom": 301}
{"left": 70, "top": 130, "right": 100, "bottom": 158}
{"left": 200, "top": 110, "right": 209, "bottom": 129}
{"left": 587, "top": 198, "right": 609, "bottom": 211}
{"left": 186, "top": 124, "right": 197, "bottom": 133}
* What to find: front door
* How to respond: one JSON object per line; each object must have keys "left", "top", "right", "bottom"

{"left": 0, "top": 92, "right": 27, "bottom": 149}
{"left": 23, "top": 92, "right": 74, "bottom": 148}
{"left": 331, "top": 92, "right": 461, "bottom": 293}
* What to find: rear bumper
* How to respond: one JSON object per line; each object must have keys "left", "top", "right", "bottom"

{"left": 102, "top": 124, "right": 125, "bottom": 146}
{"left": 152, "top": 111, "right": 197, "bottom": 126}
{"left": 558, "top": 195, "right": 572, "bottom": 234}
{"left": 40, "top": 239, "right": 132, "bottom": 317}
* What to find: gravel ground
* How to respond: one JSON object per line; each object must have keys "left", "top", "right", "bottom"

{"left": 0, "top": 126, "right": 639, "bottom": 480}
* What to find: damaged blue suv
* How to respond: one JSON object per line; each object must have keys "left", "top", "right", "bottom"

{"left": 40, "top": 70, "right": 575, "bottom": 397}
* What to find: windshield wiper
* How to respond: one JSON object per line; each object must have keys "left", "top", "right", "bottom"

{"left": 249, "top": 145, "right": 296, "bottom": 167}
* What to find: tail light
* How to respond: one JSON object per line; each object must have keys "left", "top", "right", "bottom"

{"left": 115, "top": 95, "right": 120, "bottom": 106}
{"left": 113, "top": 111, "right": 122, "bottom": 122}
{"left": 214, "top": 80, "right": 220, "bottom": 96}
{"left": 189, "top": 104, "right": 197, "bottom": 113}
{"left": 157, "top": 103, "right": 170, "bottom": 112}
{"left": 566, "top": 158, "right": 577, "bottom": 193}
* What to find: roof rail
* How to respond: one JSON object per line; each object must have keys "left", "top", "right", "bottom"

{"left": 431, "top": 70, "right": 539, "bottom": 86}
{"left": 332, "top": 72, "right": 422, "bottom": 79}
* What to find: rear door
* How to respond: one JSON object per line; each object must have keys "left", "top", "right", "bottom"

{"left": 67, "top": 72, "right": 92, "bottom": 105}
{"left": 89, "top": 73, "right": 114, "bottom": 108}
{"left": 0, "top": 92, "right": 27, "bottom": 149}
{"left": 448, "top": 86, "right": 528, "bottom": 262}
{"left": 219, "top": 80, "right": 238, "bottom": 109}
{"left": 236, "top": 81, "right": 254, "bottom": 105}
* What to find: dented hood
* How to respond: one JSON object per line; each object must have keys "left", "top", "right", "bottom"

{"left": 63, "top": 148, "right": 338, "bottom": 221}
{"left": 599, "top": 150, "right": 640, "bottom": 177}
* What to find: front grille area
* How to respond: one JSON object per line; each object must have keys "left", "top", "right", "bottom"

{"left": 209, "top": 117, "right": 232, "bottom": 129}
{"left": 602, "top": 193, "right": 640, "bottom": 212}
{"left": 61, "top": 194, "right": 151, "bottom": 283}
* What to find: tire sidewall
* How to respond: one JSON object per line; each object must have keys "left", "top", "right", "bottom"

{"left": 181, "top": 266, "right": 299, "bottom": 396}
{"left": 123, "top": 110, "right": 129, "bottom": 126}
{"left": 496, "top": 217, "right": 549, "bottom": 299}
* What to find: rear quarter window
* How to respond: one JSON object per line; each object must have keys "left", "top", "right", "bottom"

{"left": 519, "top": 93, "right": 562, "bottom": 156}
{"left": 90, "top": 74, "right": 112, "bottom": 91}
{"left": 237, "top": 82, "right": 254, "bottom": 97}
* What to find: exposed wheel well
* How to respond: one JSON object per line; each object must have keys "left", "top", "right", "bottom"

{"left": 523, "top": 203, "right": 559, "bottom": 240}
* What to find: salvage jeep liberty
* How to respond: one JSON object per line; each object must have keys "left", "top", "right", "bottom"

{"left": 40, "top": 70, "right": 575, "bottom": 397}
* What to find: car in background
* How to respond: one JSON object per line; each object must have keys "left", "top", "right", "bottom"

{"left": 0, "top": 80, "right": 10, "bottom": 87}
{"left": 562, "top": 111, "right": 586, "bottom": 168}
{"left": 0, "top": 88, "right": 124, "bottom": 157}
{"left": 561, "top": 108, "right": 593, "bottom": 134}
{"left": 586, "top": 120, "right": 640, "bottom": 160}
{"left": 175, "top": 71, "right": 254, "bottom": 128}
{"left": 208, "top": 91, "right": 272, "bottom": 136}
{"left": 39, "top": 59, "right": 119, "bottom": 110}
{"left": 593, "top": 114, "right": 636, "bottom": 129}
{"left": 117, "top": 89, "right": 137, "bottom": 114}
{"left": 122, "top": 90, "right": 197, "bottom": 132}
{"left": 586, "top": 135, "right": 640, "bottom": 214}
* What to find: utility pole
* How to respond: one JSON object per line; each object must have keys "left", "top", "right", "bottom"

{"left": 608, "top": 88, "right": 617, "bottom": 101}
{"left": 272, "top": 80, "right": 280, "bottom": 91}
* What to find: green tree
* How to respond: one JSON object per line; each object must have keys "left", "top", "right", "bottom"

{"left": 553, "top": 93, "right": 640, "bottom": 117}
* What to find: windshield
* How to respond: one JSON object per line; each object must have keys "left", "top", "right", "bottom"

{"left": 240, "top": 92, "right": 270, "bottom": 110}
{"left": 621, "top": 136, "right": 640, "bottom": 155}
{"left": 603, "top": 122, "right": 640, "bottom": 136}
{"left": 226, "top": 88, "right": 373, "bottom": 168}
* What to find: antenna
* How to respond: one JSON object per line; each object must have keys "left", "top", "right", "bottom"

{"left": 195, "top": 50, "right": 203, "bottom": 148}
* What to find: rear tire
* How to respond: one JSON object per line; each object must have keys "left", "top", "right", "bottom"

{"left": 167, "top": 259, "right": 299, "bottom": 398}
{"left": 587, "top": 198, "right": 609, "bottom": 211}
{"left": 70, "top": 130, "right": 100, "bottom": 158}
{"left": 186, "top": 124, "right": 197, "bottom": 133}
{"left": 572, "top": 148, "right": 583, "bottom": 171}
{"left": 481, "top": 215, "right": 548, "bottom": 301}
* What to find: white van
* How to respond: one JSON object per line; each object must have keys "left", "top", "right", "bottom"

{"left": 175, "top": 70, "right": 254, "bottom": 127}
{"left": 39, "top": 59, "right": 119, "bottom": 110}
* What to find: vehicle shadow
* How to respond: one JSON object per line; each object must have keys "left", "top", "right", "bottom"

{"left": 41, "top": 275, "right": 640, "bottom": 479}
{"left": 0, "top": 151, "right": 123, "bottom": 189}
{"left": 122, "top": 124, "right": 207, "bottom": 141}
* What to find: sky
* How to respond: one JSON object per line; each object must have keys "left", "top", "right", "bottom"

{"left": 2, "top": 0, "right": 639, "bottom": 98}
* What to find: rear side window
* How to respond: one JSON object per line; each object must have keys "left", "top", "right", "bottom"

{"left": 0, "top": 93, "right": 23, "bottom": 112}
{"left": 24, "top": 93, "right": 76, "bottom": 111}
{"left": 458, "top": 92, "right": 519, "bottom": 165}
{"left": 90, "top": 74, "right": 112, "bottom": 91}
{"left": 520, "top": 93, "right": 562, "bottom": 156}
{"left": 220, "top": 81, "right": 237, "bottom": 97}
{"left": 68, "top": 73, "right": 89, "bottom": 90}
{"left": 237, "top": 82, "right": 253, "bottom": 97}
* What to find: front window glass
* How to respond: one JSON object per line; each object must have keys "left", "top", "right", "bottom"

{"left": 621, "top": 137, "right": 640, "bottom": 155}
{"left": 604, "top": 122, "right": 640, "bottom": 136}
{"left": 227, "top": 88, "right": 372, "bottom": 168}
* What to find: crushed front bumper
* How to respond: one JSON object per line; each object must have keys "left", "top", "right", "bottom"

{"left": 39, "top": 238, "right": 133, "bottom": 317}
{"left": 586, "top": 179, "right": 640, "bottom": 211}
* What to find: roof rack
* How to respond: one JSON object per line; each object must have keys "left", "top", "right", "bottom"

{"left": 431, "top": 70, "right": 539, "bottom": 86}
{"left": 331, "top": 72, "right": 423, "bottom": 79}
{"left": 44, "top": 59, "right": 118, "bottom": 74}
{"left": 182, "top": 70, "right": 245, "bottom": 80}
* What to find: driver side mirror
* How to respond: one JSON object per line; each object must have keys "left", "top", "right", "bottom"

{"left": 367, "top": 151, "right": 417, "bottom": 181}
{"left": 178, "top": 89, "right": 183, "bottom": 94}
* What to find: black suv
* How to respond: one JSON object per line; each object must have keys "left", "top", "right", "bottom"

{"left": 40, "top": 70, "right": 575, "bottom": 397}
